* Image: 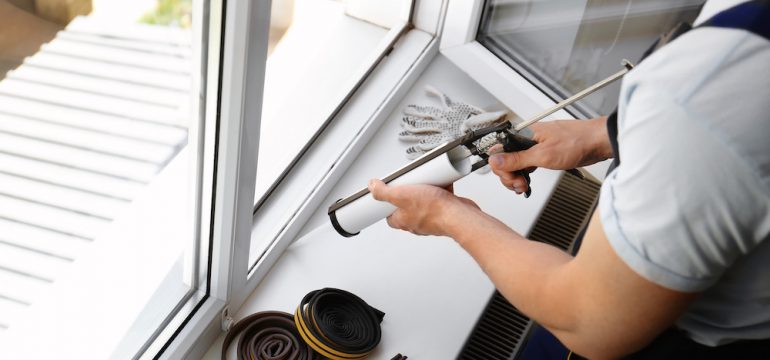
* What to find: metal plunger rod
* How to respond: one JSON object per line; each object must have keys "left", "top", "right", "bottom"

{"left": 513, "top": 59, "right": 635, "bottom": 132}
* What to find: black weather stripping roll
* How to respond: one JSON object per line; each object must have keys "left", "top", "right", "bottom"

{"left": 294, "top": 288, "right": 385, "bottom": 360}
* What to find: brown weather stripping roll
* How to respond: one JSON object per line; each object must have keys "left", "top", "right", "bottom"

{"left": 221, "top": 311, "right": 316, "bottom": 360}
{"left": 294, "top": 288, "right": 385, "bottom": 360}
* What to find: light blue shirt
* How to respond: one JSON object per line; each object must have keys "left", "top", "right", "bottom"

{"left": 599, "top": 1, "right": 770, "bottom": 346}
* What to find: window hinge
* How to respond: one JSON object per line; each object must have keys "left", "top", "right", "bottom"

{"left": 221, "top": 307, "right": 235, "bottom": 332}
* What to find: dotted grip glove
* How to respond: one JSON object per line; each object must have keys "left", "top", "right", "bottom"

{"left": 398, "top": 86, "right": 507, "bottom": 160}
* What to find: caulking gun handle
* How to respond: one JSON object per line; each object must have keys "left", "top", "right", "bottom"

{"left": 502, "top": 132, "right": 538, "bottom": 152}
{"left": 501, "top": 133, "right": 586, "bottom": 197}
{"left": 502, "top": 133, "right": 537, "bottom": 198}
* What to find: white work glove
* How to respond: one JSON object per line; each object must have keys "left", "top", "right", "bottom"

{"left": 398, "top": 86, "right": 507, "bottom": 160}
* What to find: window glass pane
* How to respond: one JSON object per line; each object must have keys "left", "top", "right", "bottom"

{"left": 478, "top": 0, "right": 705, "bottom": 116}
{"left": 0, "top": 0, "right": 212, "bottom": 356}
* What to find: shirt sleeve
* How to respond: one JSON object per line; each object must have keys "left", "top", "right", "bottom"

{"left": 599, "top": 80, "right": 767, "bottom": 293}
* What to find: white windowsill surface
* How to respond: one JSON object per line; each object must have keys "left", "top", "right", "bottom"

{"left": 205, "top": 55, "right": 562, "bottom": 359}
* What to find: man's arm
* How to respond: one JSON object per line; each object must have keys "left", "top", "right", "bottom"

{"left": 370, "top": 180, "right": 697, "bottom": 358}
{"left": 447, "top": 205, "right": 696, "bottom": 358}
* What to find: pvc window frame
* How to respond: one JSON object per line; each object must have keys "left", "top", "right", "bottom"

{"left": 139, "top": 0, "right": 268, "bottom": 357}
{"left": 154, "top": 0, "right": 450, "bottom": 358}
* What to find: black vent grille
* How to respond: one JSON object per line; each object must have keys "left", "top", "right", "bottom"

{"left": 530, "top": 173, "right": 601, "bottom": 252}
{"left": 458, "top": 292, "right": 533, "bottom": 360}
{"left": 457, "top": 172, "right": 601, "bottom": 360}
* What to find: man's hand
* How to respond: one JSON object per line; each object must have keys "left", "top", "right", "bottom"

{"left": 368, "top": 180, "right": 479, "bottom": 236}
{"left": 489, "top": 117, "right": 613, "bottom": 194}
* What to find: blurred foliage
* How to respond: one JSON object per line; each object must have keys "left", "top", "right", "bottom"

{"left": 139, "top": 0, "right": 192, "bottom": 28}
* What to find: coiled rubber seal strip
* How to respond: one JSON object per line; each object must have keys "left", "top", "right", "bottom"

{"left": 294, "top": 288, "right": 385, "bottom": 359}
{"left": 221, "top": 311, "right": 317, "bottom": 360}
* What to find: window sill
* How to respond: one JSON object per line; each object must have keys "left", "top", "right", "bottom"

{"left": 207, "top": 54, "right": 563, "bottom": 359}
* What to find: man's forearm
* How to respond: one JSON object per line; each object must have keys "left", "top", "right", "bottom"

{"left": 442, "top": 204, "right": 578, "bottom": 333}
{"left": 440, "top": 203, "right": 695, "bottom": 358}
{"left": 456, "top": 116, "right": 612, "bottom": 334}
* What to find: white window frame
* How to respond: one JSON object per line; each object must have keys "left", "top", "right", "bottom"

{"left": 439, "top": 0, "right": 611, "bottom": 180}
{"left": 154, "top": 1, "right": 452, "bottom": 358}
{"left": 144, "top": 0, "right": 268, "bottom": 357}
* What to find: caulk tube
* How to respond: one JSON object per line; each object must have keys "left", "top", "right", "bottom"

{"left": 329, "top": 146, "right": 472, "bottom": 237}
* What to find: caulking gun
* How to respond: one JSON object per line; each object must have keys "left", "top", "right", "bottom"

{"left": 328, "top": 60, "right": 635, "bottom": 237}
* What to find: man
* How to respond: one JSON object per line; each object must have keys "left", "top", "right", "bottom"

{"left": 368, "top": 0, "right": 770, "bottom": 357}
